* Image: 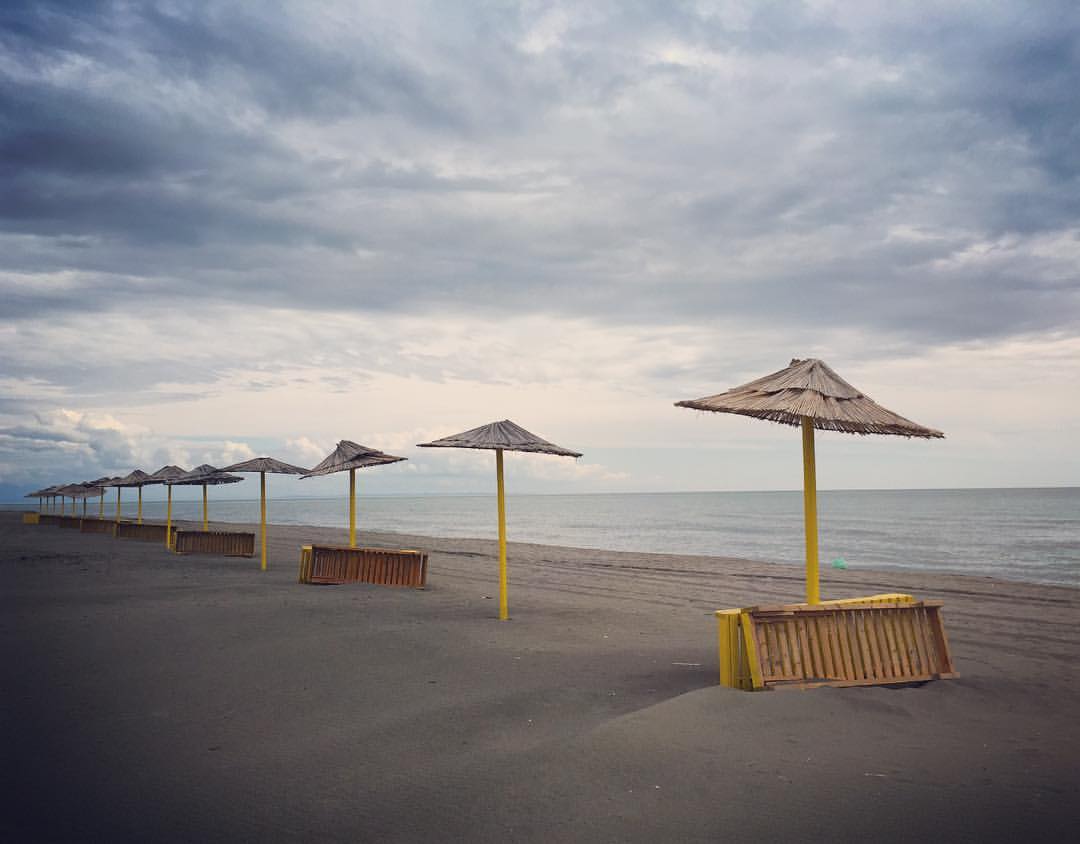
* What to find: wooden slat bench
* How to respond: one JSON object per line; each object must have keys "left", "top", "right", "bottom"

{"left": 298, "top": 545, "right": 428, "bottom": 588}
{"left": 116, "top": 522, "right": 169, "bottom": 542}
{"left": 717, "top": 595, "right": 956, "bottom": 691}
{"left": 173, "top": 530, "right": 255, "bottom": 557}
{"left": 22, "top": 512, "right": 40, "bottom": 525}
{"left": 57, "top": 516, "right": 82, "bottom": 529}
{"left": 38, "top": 514, "right": 63, "bottom": 526}
{"left": 80, "top": 519, "right": 117, "bottom": 536}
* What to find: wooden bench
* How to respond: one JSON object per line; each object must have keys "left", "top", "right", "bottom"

{"left": 298, "top": 544, "right": 428, "bottom": 588}
{"left": 173, "top": 530, "right": 255, "bottom": 557}
{"left": 38, "top": 514, "right": 62, "bottom": 526}
{"left": 57, "top": 516, "right": 82, "bottom": 529}
{"left": 716, "top": 595, "right": 956, "bottom": 691}
{"left": 22, "top": 512, "right": 40, "bottom": 525}
{"left": 80, "top": 519, "right": 117, "bottom": 536}
{"left": 116, "top": 522, "right": 169, "bottom": 542}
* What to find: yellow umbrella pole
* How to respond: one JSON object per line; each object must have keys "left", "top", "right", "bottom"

{"left": 801, "top": 417, "right": 820, "bottom": 605}
{"left": 496, "top": 448, "right": 508, "bottom": 621}
{"left": 202, "top": 483, "right": 208, "bottom": 532}
{"left": 166, "top": 486, "right": 173, "bottom": 549}
{"left": 348, "top": 468, "right": 356, "bottom": 548}
{"left": 260, "top": 471, "right": 267, "bottom": 571}
{"left": 137, "top": 486, "right": 143, "bottom": 524}
{"left": 115, "top": 488, "right": 121, "bottom": 523}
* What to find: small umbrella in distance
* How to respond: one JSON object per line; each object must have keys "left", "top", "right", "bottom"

{"left": 76, "top": 480, "right": 107, "bottom": 518}
{"left": 37, "top": 485, "right": 61, "bottom": 514}
{"left": 55, "top": 483, "right": 87, "bottom": 517}
{"left": 220, "top": 457, "right": 310, "bottom": 571}
{"left": 417, "top": 420, "right": 582, "bottom": 621}
{"left": 676, "top": 358, "right": 943, "bottom": 604}
{"left": 103, "top": 469, "right": 153, "bottom": 525}
{"left": 25, "top": 487, "right": 52, "bottom": 514}
{"left": 300, "top": 442, "right": 405, "bottom": 548}
{"left": 148, "top": 465, "right": 188, "bottom": 548}
{"left": 84, "top": 477, "right": 114, "bottom": 520}
{"left": 165, "top": 465, "right": 244, "bottom": 533}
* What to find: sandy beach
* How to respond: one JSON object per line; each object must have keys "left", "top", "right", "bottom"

{"left": 2, "top": 511, "right": 1078, "bottom": 842}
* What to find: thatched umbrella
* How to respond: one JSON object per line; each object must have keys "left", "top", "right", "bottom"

{"left": 417, "top": 420, "right": 582, "bottom": 621}
{"left": 104, "top": 469, "right": 153, "bottom": 525}
{"left": 676, "top": 358, "right": 943, "bottom": 604}
{"left": 300, "top": 441, "right": 406, "bottom": 548}
{"left": 85, "top": 477, "right": 114, "bottom": 519}
{"left": 35, "top": 485, "right": 61, "bottom": 514}
{"left": 148, "top": 465, "right": 188, "bottom": 548}
{"left": 165, "top": 464, "right": 244, "bottom": 532}
{"left": 75, "top": 480, "right": 108, "bottom": 519}
{"left": 56, "top": 483, "right": 87, "bottom": 517}
{"left": 220, "top": 457, "right": 310, "bottom": 571}
{"left": 25, "top": 487, "right": 52, "bottom": 513}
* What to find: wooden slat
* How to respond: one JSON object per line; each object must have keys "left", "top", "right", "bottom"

{"left": 914, "top": 605, "right": 937, "bottom": 671}
{"left": 820, "top": 614, "right": 838, "bottom": 679}
{"left": 879, "top": 609, "right": 901, "bottom": 678}
{"left": 894, "top": 609, "right": 911, "bottom": 674}
{"left": 926, "top": 605, "right": 956, "bottom": 675}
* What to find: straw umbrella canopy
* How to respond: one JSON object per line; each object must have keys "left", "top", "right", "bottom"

{"left": 149, "top": 465, "right": 188, "bottom": 548}
{"left": 417, "top": 420, "right": 582, "bottom": 621}
{"left": 220, "top": 457, "right": 310, "bottom": 572}
{"left": 300, "top": 442, "right": 406, "bottom": 548}
{"left": 83, "top": 477, "right": 114, "bottom": 519}
{"left": 25, "top": 487, "right": 54, "bottom": 513}
{"left": 103, "top": 469, "right": 153, "bottom": 524}
{"left": 34, "top": 485, "right": 62, "bottom": 514}
{"left": 55, "top": 483, "right": 86, "bottom": 517}
{"left": 675, "top": 358, "right": 944, "bottom": 604}
{"left": 75, "top": 479, "right": 108, "bottom": 519}
{"left": 165, "top": 464, "right": 244, "bottom": 533}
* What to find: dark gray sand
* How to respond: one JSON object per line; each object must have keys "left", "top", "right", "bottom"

{"left": 2, "top": 511, "right": 1078, "bottom": 842}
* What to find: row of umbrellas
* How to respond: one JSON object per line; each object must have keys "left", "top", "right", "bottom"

{"left": 24, "top": 359, "right": 943, "bottom": 617}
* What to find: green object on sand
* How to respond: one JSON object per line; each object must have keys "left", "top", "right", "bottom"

{"left": 831, "top": 557, "right": 848, "bottom": 570}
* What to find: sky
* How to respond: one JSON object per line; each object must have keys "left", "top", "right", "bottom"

{"left": 1, "top": 0, "right": 1078, "bottom": 502}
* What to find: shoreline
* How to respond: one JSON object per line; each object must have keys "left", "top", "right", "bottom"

{"left": 20, "top": 507, "right": 1080, "bottom": 593}
{"left": 8, "top": 485, "right": 1078, "bottom": 591}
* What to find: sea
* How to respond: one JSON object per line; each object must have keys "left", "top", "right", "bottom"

{"left": 10, "top": 487, "right": 1079, "bottom": 588}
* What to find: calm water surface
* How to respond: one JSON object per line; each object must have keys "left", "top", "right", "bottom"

{"left": 17, "top": 488, "right": 1080, "bottom": 587}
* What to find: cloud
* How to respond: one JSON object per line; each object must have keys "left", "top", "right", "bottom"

{"left": 0, "top": 0, "right": 1076, "bottom": 345}
{"left": 1, "top": 1, "right": 1079, "bottom": 495}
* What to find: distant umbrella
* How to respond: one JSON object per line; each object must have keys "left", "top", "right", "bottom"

{"left": 165, "top": 464, "right": 244, "bottom": 532}
{"left": 220, "top": 457, "right": 309, "bottom": 572}
{"left": 83, "top": 477, "right": 114, "bottom": 519}
{"left": 676, "top": 358, "right": 943, "bottom": 604}
{"left": 149, "top": 465, "right": 188, "bottom": 548}
{"left": 35, "top": 485, "right": 61, "bottom": 514}
{"left": 300, "top": 442, "right": 405, "bottom": 548}
{"left": 55, "top": 483, "right": 88, "bottom": 518}
{"left": 25, "top": 487, "right": 53, "bottom": 513}
{"left": 76, "top": 480, "right": 108, "bottom": 519}
{"left": 103, "top": 469, "right": 153, "bottom": 525}
{"left": 418, "top": 420, "right": 582, "bottom": 621}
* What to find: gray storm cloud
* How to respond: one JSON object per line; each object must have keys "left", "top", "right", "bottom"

{"left": 2, "top": 0, "right": 1077, "bottom": 337}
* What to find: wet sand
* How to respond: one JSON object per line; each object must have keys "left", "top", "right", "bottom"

{"left": 2, "top": 511, "right": 1078, "bottom": 842}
